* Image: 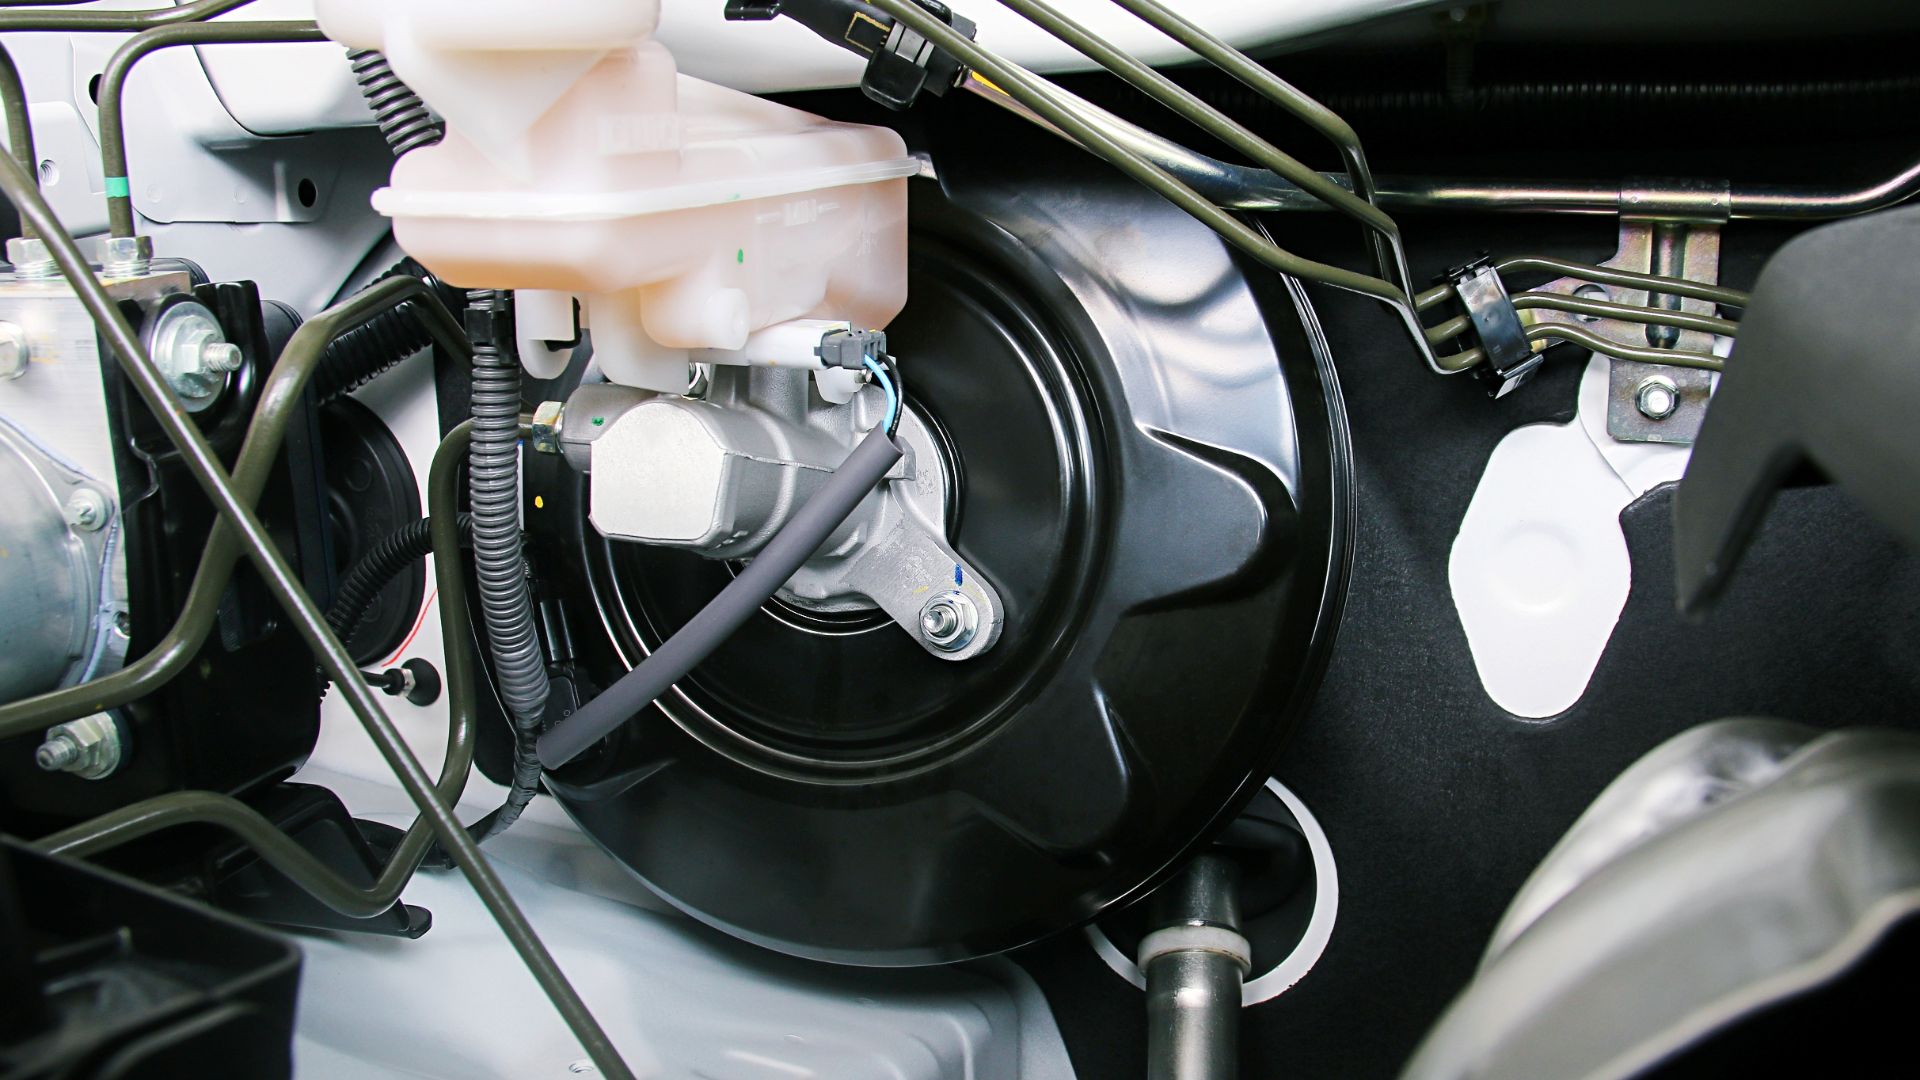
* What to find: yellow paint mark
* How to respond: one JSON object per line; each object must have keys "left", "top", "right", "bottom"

{"left": 912, "top": 584, "right": 930, "bottom": 595}
{"left": 845, "top": 12, "right": 888, "bottom": 53}
{"left": 533, "top": 495, "right": 544, "bottom": 510}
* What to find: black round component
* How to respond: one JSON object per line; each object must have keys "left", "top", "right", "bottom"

{"left": 531, "top": 175, "right": 1352, "bottom": 965}
{"left": 319, "top": 397, "right": 423, "bottom": 666}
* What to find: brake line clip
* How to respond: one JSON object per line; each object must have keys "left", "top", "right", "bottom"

{"left": 1447, "top": 256, "right": 1540, "bottom": 399}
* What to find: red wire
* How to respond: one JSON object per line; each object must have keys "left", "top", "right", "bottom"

{"left": 381, "top": 586, "right": 438, "bottom": 667}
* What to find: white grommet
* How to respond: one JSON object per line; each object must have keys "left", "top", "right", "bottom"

{"left": 1137, "top": 925, "right": 1252, "bottom": 974}
{"left": 1088, "top": 777, "right": 1340, "bottom": 1007}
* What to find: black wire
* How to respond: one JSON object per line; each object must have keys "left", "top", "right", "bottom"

{"left": 880, "top": 352, "right": 903, "bottom": 437}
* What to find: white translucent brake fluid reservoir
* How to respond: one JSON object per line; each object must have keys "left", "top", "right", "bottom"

{"left": 314, "top": 0, "right": 915, "bottom": 390}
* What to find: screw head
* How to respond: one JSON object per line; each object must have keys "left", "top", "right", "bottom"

{"left": 1635, "top": 374, "right": 1680, "bottom": 420}
{"left": 64, "top": 487, "right": 110, "bottom": 531}
{"left": 918, "top": 591, "right": 978, "bottom": 652}
{"left": 0, "top": 321, "right": 26, "bottom": 379}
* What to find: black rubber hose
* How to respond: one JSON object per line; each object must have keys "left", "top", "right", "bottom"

{"left": 538, "top": 426, "right": 905, "bottom": 770}
{"left": 310, "top": 260, "right": 467, "bottom": 406}
{"left": 347, "top": 49, "right": 443, "bottom": 157}
{"left": 326, "top": 513, "right": 471, "bottom": 643}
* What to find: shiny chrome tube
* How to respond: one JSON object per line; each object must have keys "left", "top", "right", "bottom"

{"left": 964, "top": 77, "right": 1920, "bottom": 220}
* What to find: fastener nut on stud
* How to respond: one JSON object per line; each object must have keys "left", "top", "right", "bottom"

{"left": 918, "top": 590, "right": 979, "bottom": 652}
{"left": 34, "top": 713, "right": 122, "bottom": 779}
{"left": 1634, "top": 373, "right": 1680, "bottom": 421}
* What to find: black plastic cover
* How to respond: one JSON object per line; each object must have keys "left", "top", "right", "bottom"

{"left": 0, "top": 836, "right": 300, "bottom": 1079}
{"left": 1674, "top": 207, "right": 1920, "bottom": 612}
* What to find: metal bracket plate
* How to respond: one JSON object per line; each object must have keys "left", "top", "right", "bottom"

{"left": 1523, "top": 182, "right": 1730, "bottom": 445}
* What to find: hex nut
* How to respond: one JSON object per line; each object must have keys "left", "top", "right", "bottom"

{"left": 35, "top": 713, "right": 122, "bottom": 779}
{"left": 6, "top": 236, "right": 56, "bottom": 279}
{"left": 918, "top": 590, "right": 979, "bottom": 652}
{"left": 95, "top": 234, "right": 154, "bottom": 275}
{"left": 531, "top": 400, "right": 565, "bottom": 455}
{"left": 1635, "top": 374, "right": 1681, "bottom": 421}
{"left": 148, "top": 301, "right": 236, "bottom": 409}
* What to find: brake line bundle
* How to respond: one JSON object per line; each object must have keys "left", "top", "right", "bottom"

{"left": 849, "top": 0, "right": 1750, "bottom": 378}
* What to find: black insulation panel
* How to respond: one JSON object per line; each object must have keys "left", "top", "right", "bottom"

{"left": 1011, "top": 212, "right": 1920, "bottom": 1079}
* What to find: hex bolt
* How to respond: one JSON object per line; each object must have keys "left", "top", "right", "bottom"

{"left": 0, "top": 320, "right": 27, "bottom": 379}
{"left": 1635, "top": 374, "right": 1681, "bottom": 420}
{"left": 64, "top": 487, "right": 110, "bottom": 532}
{"left": 919, "top": 590, "right": 978, "bottom": 652}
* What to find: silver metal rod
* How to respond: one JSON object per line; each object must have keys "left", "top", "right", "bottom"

{"left": 1144, "top": 854, "right": 1246, "bottom": 1080}
{"left": 963, "top": 79, "right": 1920, "bottom": 219}
{"left": 1146, "top": 949, "right": 1243, "bottom": 1080}
{"left": 1730, "top": 155, "right": 1920, "bottom": 218}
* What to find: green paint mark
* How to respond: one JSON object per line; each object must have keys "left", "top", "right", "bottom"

{"left": 591, "top": 416, "right": 605, "bottom": 427}
{"left": 736, "top": 248, "right": 745, "bottom": 264}
{"left": 104, "top": 176, "right": 130, "bottom": 198}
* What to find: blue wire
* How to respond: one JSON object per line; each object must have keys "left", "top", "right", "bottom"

{"left": 861, "top": 354, "right": 899, "bottom": 433}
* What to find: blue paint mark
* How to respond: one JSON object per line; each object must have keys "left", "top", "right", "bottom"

{"left": 953, "top": 564, "right": 964, "bottom": 586}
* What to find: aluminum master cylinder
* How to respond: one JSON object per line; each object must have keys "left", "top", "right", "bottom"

{"left": 543, "top": 330, "right": 1004, "bottom": 661}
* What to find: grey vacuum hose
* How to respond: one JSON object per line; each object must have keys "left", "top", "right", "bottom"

{"left": 538, "top": 425, "right": 906, "bottom": 770}
{"left": 467, "top": 290, "right": 550, "bottom": 838}
{"left": 349, "top": 51, "right": 548, "bottom": 841}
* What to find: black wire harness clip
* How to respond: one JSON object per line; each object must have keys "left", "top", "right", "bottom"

{"left": 724, "top": 0, "right": 975, "bottom": 111}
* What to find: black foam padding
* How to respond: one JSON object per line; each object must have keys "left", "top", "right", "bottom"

{"left": 1012, "top": 216, "right": 1920, "bottom": 1079}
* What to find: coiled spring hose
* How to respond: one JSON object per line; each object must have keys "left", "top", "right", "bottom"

{"left": 346, "top": 49, "right": 443, "bottom": 156}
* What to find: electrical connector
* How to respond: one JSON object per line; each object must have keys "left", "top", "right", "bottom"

{"left": 816, "top": 327, "right": 890, "bottom": 370}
